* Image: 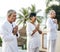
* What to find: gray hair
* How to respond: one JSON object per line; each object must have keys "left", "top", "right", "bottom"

{"left": 49, "top": 10, "right": 56, "bottom": 14}
{"left": 7, "top": 9, "right": 16, "bottom": 16}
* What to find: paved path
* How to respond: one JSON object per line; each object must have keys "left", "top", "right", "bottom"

{"left": 0, "top": 47, "right": 27, "bottom": 52}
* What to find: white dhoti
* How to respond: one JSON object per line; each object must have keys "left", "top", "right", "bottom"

{"left": 46, "top": 18, "right": 58, "bottom": 52}
{"left": 47, "top": 40, "right": 56, "bottom": 52}
{"left": 28, "top": 47, "right": 39, "bottom": 52}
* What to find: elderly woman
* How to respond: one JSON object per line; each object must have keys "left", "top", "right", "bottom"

{"left": 46, "top": 10, "right": 58, "bottom": 52}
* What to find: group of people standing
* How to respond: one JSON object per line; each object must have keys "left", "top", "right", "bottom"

{"left": 0, "top": 9, "right": 58, "bottom": 52}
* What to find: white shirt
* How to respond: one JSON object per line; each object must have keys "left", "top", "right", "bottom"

{"left": 0, "top": 20, "right": 20, "bottom": 52}
{"left": 46, "top": 17, "right": 58, "bottom": 40}
{"left": 26, "top": 22, "right": 40, "bottom": 48}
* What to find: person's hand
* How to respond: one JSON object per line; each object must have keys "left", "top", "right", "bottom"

{"left": 53, "top": 19, "right": 57, "bottom": 24}
{"left": 12, "top": 26, "right": 18, "bottom": 35}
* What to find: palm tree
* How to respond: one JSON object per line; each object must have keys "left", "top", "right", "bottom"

{"left": 17, "top": 8, "right": 29, "bottom": 26}
{"left": 17, "top": 8, "right": 29, "bottom": 49}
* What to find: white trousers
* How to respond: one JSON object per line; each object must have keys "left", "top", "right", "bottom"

{"left": 47, "top": 40, "right": 56, "bottom": 52}
{"left": 27, "top": 47, "right": 39, "bottom": 52}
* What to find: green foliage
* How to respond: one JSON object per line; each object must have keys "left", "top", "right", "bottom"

{"left": 37, "top": 16, "right": 43, "bottom": 23}
{"left": 17, "top": 8, "right": 29, "bottom": 25}
{"left": 28, "top": 4, "right": 36, "bottom": 13}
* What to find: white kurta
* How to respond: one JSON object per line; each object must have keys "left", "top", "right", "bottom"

{"left": 46, "top": 17, "right": 58, "bottom": 40}
{"left": 46, "top": 18, "right": 58, "bottom": 52}
{"left": 0, "top": 20, "right": 20, "bottom": 52}
{"left": 26, "top": 22, "right": 40, "bottom": 49}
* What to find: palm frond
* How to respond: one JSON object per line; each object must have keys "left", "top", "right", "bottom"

{"left": 18, "top": 13, "right": 24, "bottom": 19}
{"left": 17, "top": 19, "right": 23, "bottom": 25}
{"left": 37, "top": 16, "right": 43, "bottom": 23}
{"left": 22, "top": 8, "right": 29, "bottom": 15}
{"left": 36, "top": 9, "right": 42, "bottom": 13}
{"left": 28, "top": 4, "right": 36, "bottom": 13}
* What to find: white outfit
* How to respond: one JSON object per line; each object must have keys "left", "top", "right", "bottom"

{"left": 0, "top": 20, "right": 20, "bottom": 52}
{"left": 26, "top": 22, "right": 40, "bottom": 52}
{"left": 46, "top": 17, "right": 58, "bottom": 52}
{"left": 29, "top": 47, "right": 39, "bottom": 52}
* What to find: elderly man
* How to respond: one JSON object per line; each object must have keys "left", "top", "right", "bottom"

{"left": 46, "top": 10, "right": 58, "bottom": 52}
{"left": 0, "top": 9, "right": 20, "bottom": 52}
